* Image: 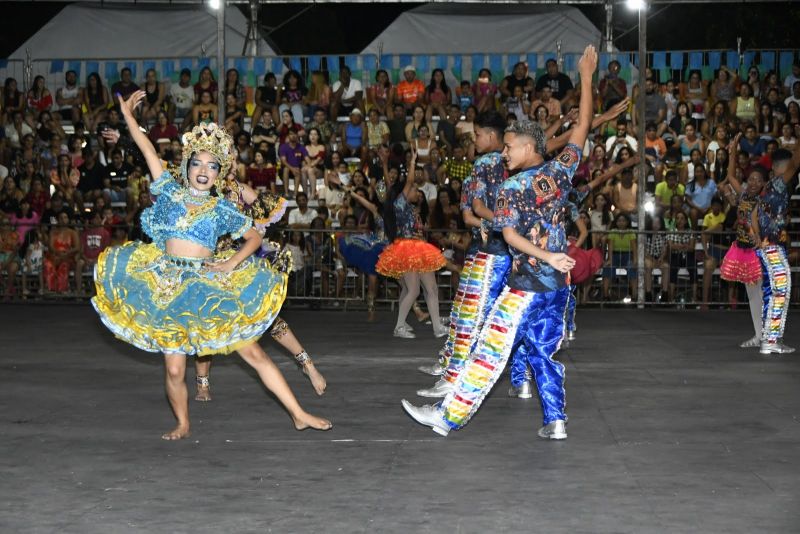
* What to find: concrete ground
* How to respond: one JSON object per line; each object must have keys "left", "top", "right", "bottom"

{"left": 1, "top": 304, "right": 799, "bottom": 534}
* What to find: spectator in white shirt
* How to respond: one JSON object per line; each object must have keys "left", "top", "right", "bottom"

{"left": 288, "top": 192, "right": 318, "bottom": 231}
{"left": 331, "top": 66, "right": 364, "bottom": 119}
{"left": 169, "top": 69, "right": 195, "bottom": 129}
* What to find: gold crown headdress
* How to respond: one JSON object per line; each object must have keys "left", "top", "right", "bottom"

{"left": 180, "top": 122, "right": 235, "bottom": 180}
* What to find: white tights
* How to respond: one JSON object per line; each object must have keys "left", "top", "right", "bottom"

{"left": 745, "top": 283, "right": 763, "bottom": 340}
{"left": 396, "top": 271, "right": 441, "bottom": 332}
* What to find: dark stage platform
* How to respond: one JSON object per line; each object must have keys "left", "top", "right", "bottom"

{"left": 1, "top": 305, "right": 799, "bottom": 533}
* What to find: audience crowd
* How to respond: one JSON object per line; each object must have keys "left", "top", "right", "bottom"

{"left": 0, "top": 58, "right": 798, "bottom": 305}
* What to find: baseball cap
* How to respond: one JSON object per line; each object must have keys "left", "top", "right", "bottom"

{"left": 403, "top": 65, "right": 415, "bottom": 73}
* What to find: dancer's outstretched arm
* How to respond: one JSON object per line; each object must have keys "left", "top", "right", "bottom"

{"left": 117, "top": 90, "right": 164, "bottom": 180}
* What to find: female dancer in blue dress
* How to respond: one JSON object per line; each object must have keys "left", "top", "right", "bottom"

{"left": 92, "top": 91, "right": 331, "bottom": 439}
{"left": 337, "top": 187, "right": 387, "bottom": 321}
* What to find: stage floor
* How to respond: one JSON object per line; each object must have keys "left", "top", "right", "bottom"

{"left": 1, "top": 305, "right": 799, "bottom": 533}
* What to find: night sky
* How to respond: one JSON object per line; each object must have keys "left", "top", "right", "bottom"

{"left": 2, "top": 2, "right": 799, "bottom": 58}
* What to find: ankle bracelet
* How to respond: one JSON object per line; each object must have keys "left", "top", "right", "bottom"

{"left": 196, "top": 375, "right": 210, "bottom": 387}
{"left": 294, "top": 350, "right": 312, "bottom": 366}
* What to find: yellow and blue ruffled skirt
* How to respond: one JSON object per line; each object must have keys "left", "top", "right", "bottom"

{"left": 92, "top": 241, "right": 287, "bottom": 356}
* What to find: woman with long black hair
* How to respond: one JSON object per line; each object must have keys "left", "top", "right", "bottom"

{"left": 376, "top": 148, "right": 446, "bottom": 339}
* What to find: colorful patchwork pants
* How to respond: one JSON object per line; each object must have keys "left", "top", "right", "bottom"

{"left": 758, "top": 245, "right": 790, "bottom": 345}
{"left": 442, "top": 252, "right": 511, "bottom": 384}
{"left": 440, "top": 286, "right": 570, "bottom": 430}
{"left": 438, "top": 251, "right": 477, "bottom": 368}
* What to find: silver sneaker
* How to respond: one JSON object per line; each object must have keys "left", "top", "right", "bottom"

{"left": 537, "top": 419, "right": 567, "bottom": 440}
{"left": 400, "top": 399, "right": 450, "bottom": 436}
{"left": 417, "top": 378, "right": 454, "bottom": 398}
{"left": 417, "top": 362, "right": 445, "bottom": 376}
{"left": 760, "top": 342, "right": 795, "bottom": 355}
{"left": 567, "top": 330, "right": 576, "bottom": 342}
{"left": 508, "top": 380, "right": 533, "bottom": 399}
{"left": 393, "top": 326, "right": 416, "bottom": 339}
{"left": 740, "top": 335, "right": 760, "bottom": 348}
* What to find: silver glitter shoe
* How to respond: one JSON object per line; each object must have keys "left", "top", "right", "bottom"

{"left": 760, "top": 342, "right": 795, "bottom": 355}
{"left": 417, "top": 362, "right": 445, "bottom": 376}
{"left": 537, "top": 419, "right": 567, "bottom": 440}
{"left": 508, "top": 381, "right": 533, "bottom": 399}
{"left": 401, "top": 399, "right": 450, "bottom": 436}
{"left": 417, "top": 378, "right": 454, "bottom": 398}
{"left": 739, "top": 335, "right": 760, "bottom": 348}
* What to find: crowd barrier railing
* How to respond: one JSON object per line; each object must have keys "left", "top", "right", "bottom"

{"left": 2, "top": 225, "right": 799, "bottom": 310}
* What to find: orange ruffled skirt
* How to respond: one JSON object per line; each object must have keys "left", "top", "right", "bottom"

{"left": 376, "top": 238, "right": 446, "bottom": 278}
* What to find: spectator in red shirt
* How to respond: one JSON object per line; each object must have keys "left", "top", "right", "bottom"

{"left": 27, "top": 76, "right": 53, "bottom": 113}
{"left": 148, "top": 111, "right": 179, "bottom": 145}
{"left": 79, "top": 210, "right": 111, "bottom": 275}
{"left": 193, "top": 67, "right": 218, "bottom": 103}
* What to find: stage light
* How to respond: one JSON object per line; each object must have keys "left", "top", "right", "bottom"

{"left": 209, "top": 0, "right": 220, "bottom": 10}
{"left": 626, "top": 0, "right": 645, "bottom": 10}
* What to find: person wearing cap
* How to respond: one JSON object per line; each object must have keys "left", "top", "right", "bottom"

{"left": 331, "top": 66, "right": 364, "bottom": 119}
{"left": 168, "top": 68, "right": 195, "bottom": 129}
{"left": 339, "top": 107, "right": 368, "bottom": 162}
{"left": 394, "top": 65, "right": 426, "bottom": 115}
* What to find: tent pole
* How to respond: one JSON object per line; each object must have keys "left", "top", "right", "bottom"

{"left": 217, "top": 2, "right": 226, "bottom": 122}
{"left": 245, "top": 0, "right": 259, "bottom": 56}
{"left": 604, "top": 0, "right": 614, "bottom": 52}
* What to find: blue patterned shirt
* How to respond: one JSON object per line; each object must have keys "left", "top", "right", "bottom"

{"left": 757, "top": 176, "right": 789, "bottom": 245}
{"left": 493, "top": 144, "right": 582, "bottom": 292}
{"left": 394, "top": 192, "right": 424, "bottom": 240}
{"left": 461, "top": 152, "right": 507, "bottom": 255}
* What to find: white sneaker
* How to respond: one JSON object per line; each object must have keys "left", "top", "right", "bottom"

{"left": 403, "top": 322, "right": 414, "bottom": 332}
{"left": 433, "top": 323, "right": 448, "bottom": 338}
{"left": 393, "top": 325, "right": 416, "bottom": 339}
{"left": 417, "top": 378, "right": 454, "bottom": 398}
{"left": 417, "top": 362, "right": 445, "bottom": 376}
{"left": 739, "top": 335, "right": 760, "bottom": 348}
{"left": 401, "top": 399, "right": 450, "bottom": 436}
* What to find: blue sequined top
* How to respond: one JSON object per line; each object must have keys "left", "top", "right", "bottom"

{"left": 394, "top": 193, "right": 424, "bottom": 240}
{"left": 493, "top": 143, "right": 582, "bottom": 292}
{"left": 141, "top": 172, "right": 252, "bottom": 252}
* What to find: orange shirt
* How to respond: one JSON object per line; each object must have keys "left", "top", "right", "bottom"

{"left": 396, "top": 79, "right": 425, "bottom": 105}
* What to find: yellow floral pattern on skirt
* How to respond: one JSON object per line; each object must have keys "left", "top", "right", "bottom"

{"left": 92, "top": 242, "right": 287, "bottom": 356}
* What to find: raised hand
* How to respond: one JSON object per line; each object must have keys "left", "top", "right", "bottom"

{"left": 729, "top": 133, "right": 742, "bottom": 156}
{"left": 606, "top": 97, "right": 630, "bottom": 121}
{"left": 118, "top": 90, "right": 146, "bottom": 119}
{"left": 578, "top": 45, "right": 598, "bottom": 78}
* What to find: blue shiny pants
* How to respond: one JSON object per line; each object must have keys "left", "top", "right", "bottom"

{"left": 509, "top": 284, "right": 576, "bottom": 387}
{"left": 440, "top": 286, "right": 570, "bottom": 429}
{"left": 566, "top": 284, "right": 577, "bottom": 332}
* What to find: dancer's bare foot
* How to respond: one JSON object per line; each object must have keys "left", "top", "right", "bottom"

{"left": 195, "top": 385, "right": 212, "bottom": 402}
{"left": 303, "top": 363, "right": 327, "bottom": 396}
{"left": 161, "top": 424, "right": 191, "bottom": 440}
{"left": 293, "top": 412, "right": 333, "bottom": 431}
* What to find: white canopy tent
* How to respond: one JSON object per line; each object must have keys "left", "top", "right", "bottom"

{"left": 361, "top": 4, "right": 613, "bottom": 56}
{"left": 8, "top": 2, "right": 276, "bottom": 60}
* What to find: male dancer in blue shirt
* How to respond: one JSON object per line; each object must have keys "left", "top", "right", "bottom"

{"left": 402, "top": 45, "right": 598, "bottom": 439}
